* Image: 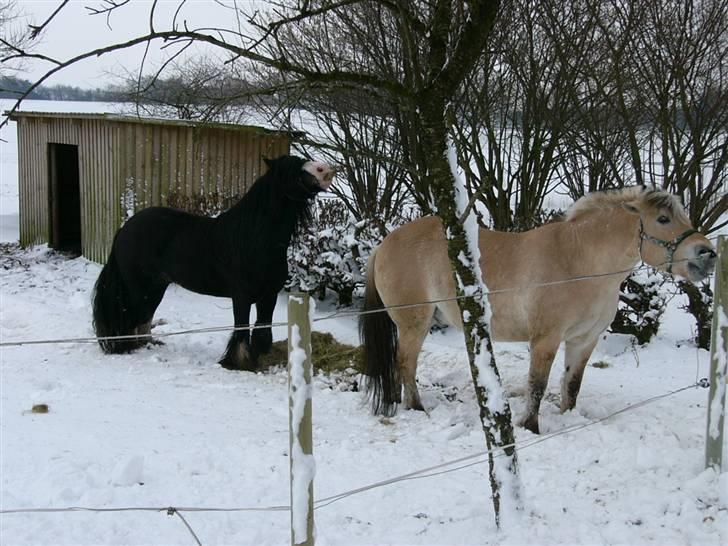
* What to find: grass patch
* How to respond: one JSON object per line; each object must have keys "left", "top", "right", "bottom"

{"left": 591, "top": 360, "right": 610, "bottom": 369}
{"left": 258, "top": 331, "right": 363, "bottom": 375}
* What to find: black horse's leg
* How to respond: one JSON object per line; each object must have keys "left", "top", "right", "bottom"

{"left": 135, "top": 281, "right": 169, "bottom": 347}
{"left": 250, "top": 291, "right": 278, "bottom": 362}
{"left": 220, "top": 295, "right": 255, "bottom": 371}
{"left": 120, "top": 271, "right": 168, "bottom": 350}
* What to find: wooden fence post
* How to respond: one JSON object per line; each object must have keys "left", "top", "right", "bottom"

{"left": 288, "top": 293, "right": 315, "bottom": 546}
{"left": 706, "top": 235, "right": 727, "bottom": 472}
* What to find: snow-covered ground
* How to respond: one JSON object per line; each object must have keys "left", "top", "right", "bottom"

{"left": 1, "top": 101, "right": 727, "bottom": 545}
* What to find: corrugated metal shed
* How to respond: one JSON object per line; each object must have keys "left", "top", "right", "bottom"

{"left": 9, "top": 111, "right": 293, "bottom": 263}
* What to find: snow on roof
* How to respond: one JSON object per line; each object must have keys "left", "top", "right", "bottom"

{"left": 5, "top": 110, "right": 303, "bottom": 137}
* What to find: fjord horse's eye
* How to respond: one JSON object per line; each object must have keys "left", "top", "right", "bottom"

{"left": 657, "top": 215, "right": 670, "bottom": 224}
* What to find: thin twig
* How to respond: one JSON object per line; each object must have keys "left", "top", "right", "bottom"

{"left": 28, "top": 0, "right": 70, "bottom": 39}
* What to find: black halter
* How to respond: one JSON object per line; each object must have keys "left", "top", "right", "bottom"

{"left": 639, "top": 219, "right": 697, "bottom": 274}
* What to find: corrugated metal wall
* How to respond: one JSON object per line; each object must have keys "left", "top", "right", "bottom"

{"left": 14, "top": 114, "right": 290, "bottom": 263}
{"left": 16, "top": 116, "right": 119, "bottom": 263}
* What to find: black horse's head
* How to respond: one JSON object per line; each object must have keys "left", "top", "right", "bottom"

{"left": 263, "top": 155, "right": 335, "bottom": 201}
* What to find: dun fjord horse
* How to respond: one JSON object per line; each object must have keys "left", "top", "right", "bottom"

{"left": 361, "top": 186, "right": 716, "bottom": 433}
{"left": 93, "top": 155, "right": 335, "bottom": 370}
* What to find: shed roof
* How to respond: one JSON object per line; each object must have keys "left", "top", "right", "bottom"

{"left": 5, "top": 110, "right": 302, "bottom": 137}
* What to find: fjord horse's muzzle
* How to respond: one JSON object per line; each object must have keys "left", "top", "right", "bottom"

{"left": 639, "top": 221, "right": 716, "bottom": 281}
{"left": 688, "top": 244, "right": 717, "bottom": 281}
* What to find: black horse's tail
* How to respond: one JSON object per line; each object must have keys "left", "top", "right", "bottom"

{"left": 359, "top": 247, "right": 400, "bottom": 416}
{"left": 92, "top": 241, "right": 141, "bottom": 354}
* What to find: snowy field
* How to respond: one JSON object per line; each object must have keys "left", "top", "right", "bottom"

{"left": 1, "top": 100, "right": 727, "bottom": 545}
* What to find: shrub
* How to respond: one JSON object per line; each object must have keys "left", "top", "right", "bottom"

{"left": 609, "top": 270, "right": 668, "bottom": 345}
{"left": 287, "top": 200, "right": 384, "bottom": 306}
{"left": 677, "top": 280, "right": 713, "bottom": 350}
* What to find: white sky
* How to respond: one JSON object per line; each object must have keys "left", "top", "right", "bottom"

{"left": 14, "top": 0, "right": 268, "bottom": 89}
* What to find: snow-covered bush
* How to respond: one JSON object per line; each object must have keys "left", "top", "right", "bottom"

{"left": 287, "top": 200, "right": 384, "bottom": 306}
{"left": 610, "top": 269, "right": 668, "bottom": 345}
{"left": 677, "top": 279, "right": 713, "bottom": 350}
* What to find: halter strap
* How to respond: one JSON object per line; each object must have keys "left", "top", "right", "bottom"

{"left": 639, "top": 219, "right": 697, "bottom": 273}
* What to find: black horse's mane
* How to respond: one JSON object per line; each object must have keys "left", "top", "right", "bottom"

{"left": 216, "top": 156, "right": 316, "bottom": 249}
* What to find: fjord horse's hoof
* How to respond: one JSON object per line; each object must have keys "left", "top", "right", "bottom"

{"left": 520, "top": 415, "right": 540, "bottom": 435}
{"left": 405, "top": 400, "right": 425, "bottom": 412}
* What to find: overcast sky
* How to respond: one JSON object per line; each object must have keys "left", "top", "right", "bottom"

{"left": 15, "top": 1, "right": 266, "bottom": 89}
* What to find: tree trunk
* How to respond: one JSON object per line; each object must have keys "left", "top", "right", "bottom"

{"left": 420, "top": 97, "right": 522, "bottom": 526}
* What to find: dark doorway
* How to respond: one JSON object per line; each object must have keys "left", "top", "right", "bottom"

{"left": 48, "top": 143, "right": 81, "bottom": 255}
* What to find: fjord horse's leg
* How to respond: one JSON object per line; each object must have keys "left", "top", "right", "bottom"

{"left": 391, "top": 304, "right": 434, "bottom": 411}
{"left": 522, "top": 334, "right": 560, "bottom": 434}
{"left": 560, "top": 336, "right": 599, "bottom": 413}
{"left": 220, "top": 294, "right": 254, "bottom": 371}
{"left": 250, "top": 291, "right": 277, "bottom": 362}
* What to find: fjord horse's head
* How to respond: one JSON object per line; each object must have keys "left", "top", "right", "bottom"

{"left": 623, "top": 187, "right": 716, "bottom": 281}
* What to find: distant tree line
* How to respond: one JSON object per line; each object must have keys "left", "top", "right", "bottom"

{"left": 0, "top": 75, "right": 117, "bottom": 102}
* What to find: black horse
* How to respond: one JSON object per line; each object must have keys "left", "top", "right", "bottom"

{"left": 92, "top": 154, "right": 335, "bottom": 370}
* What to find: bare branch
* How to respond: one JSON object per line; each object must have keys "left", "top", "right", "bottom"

{"left": 85, "top": 0, "right": 132, "bottom": 30}
{"left": 0, "top": 38, "right": 62, "bottom": 65}
{"left": 2, "top": 24, "right": 413, "bottom": 130}
{"left": 28, "top": 0, "right": 70, "bottom": 39}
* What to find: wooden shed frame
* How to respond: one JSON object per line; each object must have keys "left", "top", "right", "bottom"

{"left": 9, "top": 111, "right": 293, "bottom": 263}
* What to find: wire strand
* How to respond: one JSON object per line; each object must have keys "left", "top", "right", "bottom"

{"left": 0, "top": 321, "right": 288, "bottom": 348}
{"left": 313, "top": 257, "right": 707, "bottom": 324}
{"left": 312, "top": 382, "right": 701, "bottom": 509}
{"left": 1, "top": 256, "right": 708, "bottom": 349}
{"left": 0, "top": 382, "right": 704, "bottom": 520}
{"left": 169, "top": 509, "right": 203, "bottom": 546}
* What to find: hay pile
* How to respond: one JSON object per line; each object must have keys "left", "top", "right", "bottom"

{"left": 258, "top": 331, "right": 363, "bottom": 376}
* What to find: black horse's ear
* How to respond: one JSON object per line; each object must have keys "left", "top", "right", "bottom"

{"left": 263, "top": 157, "right": 272, "bottom": 168}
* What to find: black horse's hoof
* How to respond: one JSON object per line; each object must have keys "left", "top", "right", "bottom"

{"left": 219, "top": 355, "right": 257, "bottom": 372}
{"left": 219, "top": 338, "right": 259, "bottom": 371}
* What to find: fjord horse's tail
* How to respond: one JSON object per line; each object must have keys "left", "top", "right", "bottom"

{"left": 360, "top": 246, "right": 400, "bottom": 416}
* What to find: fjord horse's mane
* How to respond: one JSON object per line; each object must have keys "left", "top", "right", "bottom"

{"left": 565, "top": 186, "right": 689, "bottom": 224}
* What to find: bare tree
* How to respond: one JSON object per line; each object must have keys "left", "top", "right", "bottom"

{"left": 450, "top": 0, "right": 611, "bottom": 230}
{"left": 561, "top": 0, "right": 728, "bottom": 229}
{"left": 246, "top": 2, "right": 432, "bottom": 223}
{"left": 0, "top": 0, "right": 33, "bottom": 77}
{"left": 631, "top": 0, "right": 728, "bottom": 347}
{"left": 551, "top": 0, "right": 728, "bottom": 347}
{"left": 111, "top": 56, "right": 256, "bottom": 122}
{"left": 633, "top": 0, "right": 728, "bottom": 233}
{"left": 1, "top": 0, "right": 522, "bottom": 524}
{"left": 246, "top": 0, "right": 523, "bottom": 522}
